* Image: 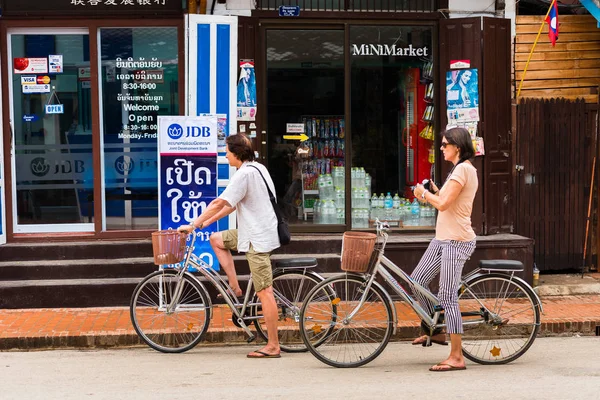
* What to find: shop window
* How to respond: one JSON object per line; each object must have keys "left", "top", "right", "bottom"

{"left": 265, "top": 29, "right": 345, "bottom": 226}
{"left": 11, "top": 33, "right": 94, "bottom": 227}
{"left": 350, "top": 25, "right": 435, "bottom": 229}
{"left": 99, "top": 27, "right": 179, "bottom": 230}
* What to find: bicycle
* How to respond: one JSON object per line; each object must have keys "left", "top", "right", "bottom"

{"left": 299, "top": 220, "right": 544, "bottom": 368}
{"left": 130, "top": 229, "right": 334, "bottom": 353}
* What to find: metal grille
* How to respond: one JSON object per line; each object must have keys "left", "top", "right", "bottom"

{"left": 257, "top": 0, "right": 438, "bottom": 12}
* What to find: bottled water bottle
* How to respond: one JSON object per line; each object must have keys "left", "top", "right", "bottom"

{"left": 359, "top": 187, "right": 367, "bottom": 208}
{"left": 313, "top": 199, "right": 321, "bottom": 224}
{"left": 365, "top": 173, "right": 371, "bottom": 197}
{"left": 335, "top": 187, "right": 344, "bottom": 208}
{"left": 351, "top": 188, "right": 358, "bottom": 209}
{"left": 333, "top": 167, "right": 344, "bottom": 189}
{"left": 411, "top": 198, "right": 421, "bottom": 226}
{"left": 323, "top": 200, "right": 336, "bottom": 224}
{"left": 358, "top": 167, "right": 366, "bottom": 188}
{"left": 337, "top": 207, "right": 345, "bottom": 224}
{"left": 393, "top": 193, "right": 401, "bottom": 220}
{"left": 361, "top": 209, "right": 369, "bottom": 228}
{"left": 384, "top": 192, "right": 393, "bottom": 220}
{"left": 378, "top": 193, "right": 385, "bottom": 211}
{"left": 352, "top": 209, "right": 360, "bottom": 228}
{"left": 370, "top": 193, "right": 379, "bottom": 220}
{"left": 403, "top": 199, "right": 411, "bottom": 225}
{"left": 351, "top": 167, "right": 357, "bottom": 188}
{"left": 318, "top": 175, "right": 327, "bottom": 200}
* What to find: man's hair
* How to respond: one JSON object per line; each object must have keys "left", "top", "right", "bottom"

{"left": 442, "top": 127, "right": 475, "bottom": 161}
{"left": 226, "top": 134, "right": 255, "bottom": 162}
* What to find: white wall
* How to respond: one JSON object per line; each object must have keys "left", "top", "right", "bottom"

{"left": 448, "top": 0, "right": 503, "bottom": 18}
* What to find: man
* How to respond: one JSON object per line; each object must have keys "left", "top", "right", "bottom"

{"left": 178, "top": 134, "right": 281, "bottom": 358}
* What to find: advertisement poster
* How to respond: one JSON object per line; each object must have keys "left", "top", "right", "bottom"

{"left": 201, "top": 113, "right": 228, "bottom": 153}
{"left": 158, "top": 115, "right": 220, "bottom": 270}
{"left": 237, "top": 61, "right": 257, "bottom": 121}
{"left": 446, "top": 68, "right": 479, "bottom": 122}
{"left": 49, "top": 55, "right": 63, "bottom": 74}
{"left": 13, "top": 57, "right": 48, "bottom": 74}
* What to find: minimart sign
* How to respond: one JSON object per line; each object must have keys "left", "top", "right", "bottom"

{"left": 351, "top": 44, "right": 429, "bottom": 57}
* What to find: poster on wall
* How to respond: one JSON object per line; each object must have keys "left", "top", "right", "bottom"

{"left": 158, "top": 115, "right": 219, "bottom": 270}
{"left": 201, "top": 113, "right": 228, "bottom": 153}
{"left": 237, "top": 61, "right": 257, "bottom": 121}
{"left": 446, "top": 68, "right": 479, "bottom": 123}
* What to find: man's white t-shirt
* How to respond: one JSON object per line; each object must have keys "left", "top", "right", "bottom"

{"left": 219, "top": 161, "right": 280, "bottom": 253}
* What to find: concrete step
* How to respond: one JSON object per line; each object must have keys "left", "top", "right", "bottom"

{"left": 0, "top": 254, "right": 343, "bottom": 308}
{"left": 0, "top": 253, "right": 342, "bottom": 280}
{"left": 0, "top": 236, "right": 344, "bottom": 263}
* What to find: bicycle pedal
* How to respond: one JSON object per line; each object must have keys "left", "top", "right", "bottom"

{"left": 246, "top": 335, "right": 256, "bottom": 344}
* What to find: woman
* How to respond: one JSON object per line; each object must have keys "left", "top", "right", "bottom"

{"left": 411, "top": 127, "right": 478, "bottom": 372}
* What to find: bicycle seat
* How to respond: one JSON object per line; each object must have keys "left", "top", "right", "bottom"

{"left": 274, "top": 257, "right": 318, "bottom": 269}
{"left": 479, "top": 260, "right": 524, "bottom": 271}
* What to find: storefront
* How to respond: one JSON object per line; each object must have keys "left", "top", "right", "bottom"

{"left": 258, "top": 22, "right": 439, "bottom": 232}
{"left": 0, "top": 0, "right": 185, "bottom": 239}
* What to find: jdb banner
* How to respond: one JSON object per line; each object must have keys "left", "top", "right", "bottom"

{"left": 158, "top": 115, "right": 219, "bottom": 270}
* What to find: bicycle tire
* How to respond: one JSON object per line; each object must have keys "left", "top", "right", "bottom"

{"left": 252, "top": 270, "right": 334, "bottom": 353}
{"left": 459, "top": 273, "right": 541, "bottom": 365}
{"left": 299, "top": 273, "right": 394, "bottom": 368}
{"left": 130, "top": 269, "right": 211, "bottom": 353}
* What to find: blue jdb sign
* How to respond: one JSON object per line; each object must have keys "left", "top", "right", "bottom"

{"left": 158, "top": 115, "right": 219, "bottom": 270}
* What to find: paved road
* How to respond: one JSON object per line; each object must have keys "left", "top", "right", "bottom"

{"left": 2, "top": 337, "right": 600, "bottom": 400}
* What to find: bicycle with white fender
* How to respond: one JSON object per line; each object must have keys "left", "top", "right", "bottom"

{"left": 130, "top": 229, "right": 335, "bottom": 353}
{"left": 298, "top": 220, "right": 544, "bottom": 368}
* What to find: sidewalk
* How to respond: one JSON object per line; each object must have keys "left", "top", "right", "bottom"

{"left": 1, "top": 274, "right": 599, "bottom": 351}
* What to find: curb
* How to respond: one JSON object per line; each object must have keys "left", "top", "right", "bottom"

{"left": 1, "top": 321, "right": 598, "bottom": 351}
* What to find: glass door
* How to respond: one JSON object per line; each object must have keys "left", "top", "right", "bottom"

{"left": 0, "top": 55, "right": 5, "bottom": 244}
{"left": 8, "top": 28, "right": 94, "bottom": 233}
{"left": 265, "top": 28, "right": 345, "bottom": 228}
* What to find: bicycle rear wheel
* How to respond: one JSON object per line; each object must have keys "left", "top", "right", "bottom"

{"left": 300, "top": 274, "right": 394, "bottom": 368}
{"left": 459, "top": 273, "right": 541, "bottom": 364}
{"left": 130, "top": 269, "right": 210, "bottom": 353}
{"left": 253, "top": 270, "right": 332, "bottom": 352}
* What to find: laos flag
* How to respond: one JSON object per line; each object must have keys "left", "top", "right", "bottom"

{"left": 545, "top": 1, "right": 559, "bottom": 46}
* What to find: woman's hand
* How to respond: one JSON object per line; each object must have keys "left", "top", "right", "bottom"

{"left": 413, "top": 184, "right": 428, "bottom": 203}
{"left": 177, "top": 224, "right": 194, "bottom": 234}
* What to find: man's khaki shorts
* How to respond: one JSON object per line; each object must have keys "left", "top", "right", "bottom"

{"left": 221, "top": 229, "right": 273, "bottom": 292}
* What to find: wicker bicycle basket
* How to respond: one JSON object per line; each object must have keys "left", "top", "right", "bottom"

{"left": 340, "top": 231, "right": 377, "bottom": 272}
{"left": 151, "top": 230, "right": 187, "bottom": 265}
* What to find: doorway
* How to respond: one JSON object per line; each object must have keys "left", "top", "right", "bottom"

{"left": 8, "top": 28, "right": 94, "bottom": 233}
{"left": 265, "top": 28, "right": 345, "bottom": 226}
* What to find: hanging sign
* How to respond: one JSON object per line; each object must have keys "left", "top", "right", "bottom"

{"left": 13, "top": 57, "right": 48, "bottom": 74}
{"left": 45, "top": 104, "right": 64, "bottom": 114}
{"left": 158, "top": 115, "right": 219, "bottom": 270}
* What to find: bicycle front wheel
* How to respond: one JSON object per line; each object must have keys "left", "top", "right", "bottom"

{"left": 253, "top": 270, "right": 331, "bottom": 353}
{"left": 300, "top": 274, "right": 394, "bottom": 368}
{"left": 459, "top": 273, "right": 541, "bottom": 364}
{"left": 130, "top": 269, "right": 211, "bottom": 353}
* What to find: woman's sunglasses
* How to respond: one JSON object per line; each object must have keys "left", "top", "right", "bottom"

{"left": 441, "top": 142, "right": 453, "bottom": 148}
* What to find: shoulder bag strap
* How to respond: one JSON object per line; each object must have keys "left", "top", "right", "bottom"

{"left": 247, "top": 165, "right": 281, "bottom": 222}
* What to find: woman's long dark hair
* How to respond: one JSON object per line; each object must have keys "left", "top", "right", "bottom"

{"left": 442, "top": 127, "right": 475, "bottom": 162}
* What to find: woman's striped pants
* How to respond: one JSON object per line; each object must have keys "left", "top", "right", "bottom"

{"left": 410, "top": 238, "right": 476, "bottom": 334}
